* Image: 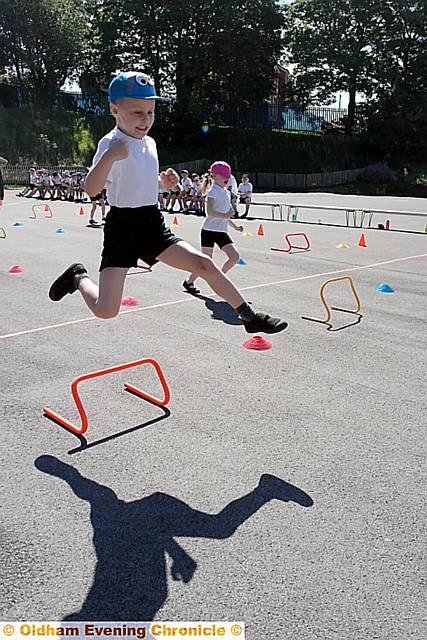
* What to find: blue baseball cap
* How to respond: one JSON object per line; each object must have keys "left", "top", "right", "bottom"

{"left": 108, "top": 71, "right": 167, "bottom": 102}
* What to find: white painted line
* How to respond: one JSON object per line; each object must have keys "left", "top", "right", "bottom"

{"left": 0, "top": 252, "right": 426, "bottom": 341}
{"left": 241, "top": 252, "right": 427, "bottom": 291}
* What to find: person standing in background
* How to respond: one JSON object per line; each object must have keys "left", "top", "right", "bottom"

{"left": 238, "top": 174, "right": 253, "bottom": 218}
{"left": 0, "top": 156, "right": 8, "bottom": 203}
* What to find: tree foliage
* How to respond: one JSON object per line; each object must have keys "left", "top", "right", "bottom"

{"left": 0, "top": 0, "right": 88, "bottom": 105}
{"left": 283, "top": 0, "right": 427, "bottom": 143}
{"left": 282, "top": 0, "right": 384, "bottom": 132}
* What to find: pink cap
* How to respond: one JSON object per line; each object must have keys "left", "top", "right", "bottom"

{"left": 209, "top": 161, "right": 231, "bottom": 179}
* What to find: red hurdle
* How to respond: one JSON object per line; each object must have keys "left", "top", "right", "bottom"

{"left": 43, "top": 358, "right": 170, "bottom": 437}
{"left": 271, "top": 232, "right": 310, "bottom": 253}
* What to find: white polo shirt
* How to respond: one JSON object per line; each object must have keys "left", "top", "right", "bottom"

{"left": 202, "top": 183, "right": 231, "bottom": 233}
{"left": 90, "top": 127, "right": 159, "bottom": 208}
{"left": 181, "top": 177, "right": 192, "bottom": 191}
{"left": 238, "top": 181, "right": 253, "bottom": 196}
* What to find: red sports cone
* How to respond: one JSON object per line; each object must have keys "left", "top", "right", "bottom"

{"left": 79, "top": 206, "right": 85, "bottom": 216}
{"left": 257, "top": 224, "right": 264, "bottom": 236}
{"left": 171, "top": 216, "right": 179, "bottom": 226}
{"left": 242, "top": 335, "right": 272, "bottom": 351}
{"left": 121, "top": 296, "right": 139, "bottom": 306}
{"left": 358, "top": 233, "right": 367, "bottom": 247}
{"left": 9, "top": 265, "right": 23, "bottom": 273}
{"left": 44, "top": 204, "right": 50, "bottom": 212}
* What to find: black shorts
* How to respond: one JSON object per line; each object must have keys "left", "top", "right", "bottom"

{"left": 239, "top": 195, "right": 251, "bottom": 204}
{"left": 201, "top": 229, "right": 233, "bottom": 249}
{"left": 100, "top": 205, "right": 181, "bottom": 271}
{"left": 90, "top": 192, "right": 105, "bottom": 202}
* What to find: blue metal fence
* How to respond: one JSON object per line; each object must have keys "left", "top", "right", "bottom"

{"left": 0, "top": 85, "right": 353, "bottom": 133}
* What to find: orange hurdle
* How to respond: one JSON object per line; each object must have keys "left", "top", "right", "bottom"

{"left": 43, "top": 358, "right": 170, "bottom": 437}
{"left": 302, "top": 276, "right": 361, "bottom": 326}
{"left": 30, "top": 203, "right": 53, "bottom": 218}
{"left": 271, "top": 232, "right": 310, "bottom": 253}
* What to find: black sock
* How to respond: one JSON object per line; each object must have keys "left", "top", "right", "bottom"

{"left": 74, "top": 273, "right": 89, "bottom": 288}
{"left": 236, "top": 302, "right": 255, "bottom": 321}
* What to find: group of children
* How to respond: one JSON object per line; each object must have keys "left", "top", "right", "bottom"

{"left": 48, "top": 71, "right": 288, "bottom": 336}
{"left": 17, "top": 168, "right": 88, "bottom": 202}
{"left": 159, "top": 169, "right": 253, "bottom": 219}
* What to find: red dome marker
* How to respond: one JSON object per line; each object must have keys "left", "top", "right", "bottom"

{"left": 9, "top": 265, "right": 23, "bottom": 273}
{"left": 242, "top": 335, "right": 272, "bottom": 351}
{"left": 121, "top": 296, "right": 139, "bottom": 306}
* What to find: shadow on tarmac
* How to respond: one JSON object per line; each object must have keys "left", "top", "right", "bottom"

{"left": 44, "top": 397, "right": 170, "bottom": 455}
{"left": 186, "top": 293, "right": 243, "bottom": 326}
{"left": 34, "top": 455, "right": 313, "bottom": 622}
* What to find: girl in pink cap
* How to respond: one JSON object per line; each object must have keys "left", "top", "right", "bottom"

{"left": 183, "top": 161, "right": 245, "bottom": 294}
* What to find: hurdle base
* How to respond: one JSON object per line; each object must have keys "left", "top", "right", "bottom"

{"left": 302, "top": 307, "right": 362, "bottom": 325}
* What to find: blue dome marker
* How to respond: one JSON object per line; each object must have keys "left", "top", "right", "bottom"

{"left": 376, "top": 283, "right": 394, "bottom": 293}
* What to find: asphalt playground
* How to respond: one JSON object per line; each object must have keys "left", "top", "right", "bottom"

{"left": 1, "top": 188, "right": 426, "bottom": 639}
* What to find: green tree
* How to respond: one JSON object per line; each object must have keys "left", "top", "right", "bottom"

{"left": 79, "top": 0, "right": 124, "bottom": 93}
{"left": 283, "top": 0, "right": 383, "bottom": 133}
{"left": 366, "top": 0, "right": 427, "bottom": 156}
{"left": 99, "top": 0, "right": 284, "bottom": 107}
{"left": 0, "top": 0, "right": 87, "bottom": 105}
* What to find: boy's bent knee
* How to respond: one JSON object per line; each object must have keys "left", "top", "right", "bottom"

{"left": 95, "top": 306, "right": 120, "bottom": 319}
{"left": 196, "top": 254, "right": 216, "bottom": 275}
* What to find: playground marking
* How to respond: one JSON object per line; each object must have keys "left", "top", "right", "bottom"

{"left": 0, "top": 252, "right": 426, "bottom": 341}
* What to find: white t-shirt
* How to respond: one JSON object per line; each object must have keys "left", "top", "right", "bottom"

{"left": 227, "top": 175, "right": 238, "bottom": 194}
{"left": 90, "top": 127, "right": 159, "bottom": 208}
{"left": 181, "top": 177, "right": 192, "bottom": 191}
{"left": 202, "top": 183, "right": 231, "bottom": 233}
{"left": 238, "top": 181, "right": 253, "bottom": 196}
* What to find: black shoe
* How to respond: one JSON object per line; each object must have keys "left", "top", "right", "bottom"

{"left": 183, "top": 280, "right": 200, "bottom": 295}
{"left": 258, "top": 474, "right": 313, "bottom": 507}
{"left": 242, "top": 312, "right": 288, "bottom": 334}
{"left": 49, "top": 263, "right": 87, "bottom": 301}
{"left": 88, "top": 218, "right": 96, "bottom": 225}
{"left": 240, "top": 212, "right": 248, "bottom": 218}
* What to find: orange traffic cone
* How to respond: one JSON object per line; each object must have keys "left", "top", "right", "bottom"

{"left": 257, "top": 224, "right": 264, "bottom": 236}
{"left": 79, "top": 206, "right": 85, "bottom": 216}
{"left": 358, "top": 233, "right": 367, "bottom": 247}
{"left": 44, "top": 204, "right": 50, "bottom": 212}
{"left": 171, "top": 216, "right": 179, "bottom": 226}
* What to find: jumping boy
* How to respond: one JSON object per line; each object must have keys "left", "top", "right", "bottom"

{"left": 48, "top": 71, "right": 288, "bottom": 334}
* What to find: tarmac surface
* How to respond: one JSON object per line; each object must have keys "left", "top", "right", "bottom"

{"left": 1, "top": 190, "right": 426, "bottom": 639}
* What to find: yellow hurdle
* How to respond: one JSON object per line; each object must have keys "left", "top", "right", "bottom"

{"left": 302, "top": 276, "right": 361, "bottom": 325}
